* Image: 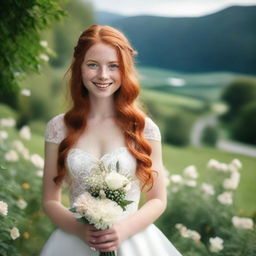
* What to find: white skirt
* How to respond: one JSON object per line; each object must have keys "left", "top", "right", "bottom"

{"left": 40, "top": 224, "right": 182, "bottom": 256}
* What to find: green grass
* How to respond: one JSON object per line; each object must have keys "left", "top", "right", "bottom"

{"left": 163, "top": 143, "right": 256, "bottom": 215}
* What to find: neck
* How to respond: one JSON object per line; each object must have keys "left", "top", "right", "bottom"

{"left": 88, "top": 95, "right": 116, "bottom": 120}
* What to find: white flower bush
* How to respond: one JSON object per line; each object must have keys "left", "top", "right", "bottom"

{"left": 209, "top": 237, "right": 224, "bottom": 253}
{"left": 0, "top": 201, "right": 8, "bottom": 216}
{"left": 19, "top": 125, "right": 31, "bottom": 140}
{"left": 157, "top": 158, "right": 256, "bottom": 256}
{"left": 232, "top": 216, "right": 254, "bottom": 230}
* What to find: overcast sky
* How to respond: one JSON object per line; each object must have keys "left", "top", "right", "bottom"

{"left": 87, "top": 0, "right": 256, "bottom": 17}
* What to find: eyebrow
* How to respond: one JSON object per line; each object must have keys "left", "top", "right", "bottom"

{"left": 86, "top": 59, "right": 119, "bottom": 63}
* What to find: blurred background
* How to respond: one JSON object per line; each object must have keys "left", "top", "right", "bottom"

{"left": 0, "top": 0, "right": 255, "bottom": 255}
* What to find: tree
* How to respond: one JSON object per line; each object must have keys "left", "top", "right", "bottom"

{"left": 221, "top": 77, "right": 256, "bottom": 122}
{"left": 232, "top": 102, "right": 256, "bottom": 145}
{"left": 0, "top": 0, "right": 66, "bottom": 106}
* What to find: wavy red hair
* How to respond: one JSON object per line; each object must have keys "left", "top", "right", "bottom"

{"left": 54, "top": 24, "right": 155, "bottom": 191}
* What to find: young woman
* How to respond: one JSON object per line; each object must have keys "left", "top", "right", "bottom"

{"left": 41, "top": 24, "right": 182, "bottom": 256}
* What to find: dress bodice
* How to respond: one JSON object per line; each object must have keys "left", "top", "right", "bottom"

{"left": 44, "top": 113, "right": 161, "bottom": 217}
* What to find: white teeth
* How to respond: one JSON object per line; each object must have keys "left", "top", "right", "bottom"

{"left": 94, "top": 83, "right": 111, "bottom": 88}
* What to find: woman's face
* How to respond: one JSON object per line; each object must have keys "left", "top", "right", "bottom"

{"left": 81, "top": 43, "right": 121, "bottom": 99}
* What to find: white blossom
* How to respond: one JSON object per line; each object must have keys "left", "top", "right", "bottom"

{"left": 40, "top": 40, "right": 48, "bottom": 47}
{"left": 170, "top": 174, "right": 183, "bottom": 184}
{"left": 12, "top": 140, "right": 30, "bottom": 159}
{"left": 232, "top": 216, "right": 254, "bottom": 230}
{"left": 16, "top": 199, "right": 28, "bottom": 209}
{"left": 209, "top": 237, "right": 224, "bottom": 252}
{"left": 19, "top": 126, "right": 31, "bottom": 140}
{"left": 5, "top": 150, "right": 19, "bottom": 162}
{"left": 218, "top": 163, "right": 229, "bottom": 172}
{"left": 175, "top": 223, "right": 201, "bottom": 242}
{"left": 184, "top": 180, "right": 197, "bottom": 187}
{"left": 39, "top": 53, "right": 49, "bottom": 62}
{"left": 105, "top": 172, "right": 129, "bottom": 190}
{"left": 36, "top": 170, "right": 44, "bottom": 177}
{"left": 0, "top": 118, "right": 16, "bottom": 127}
{"left": 21, "top": 89, "right": 31, "bottom": 96}
{"left": 230, "top": 159, "right": 242, "bottom": 169}
{"left": 10, "top": 227, "right": 20, "bottom": 240}
{"left": 0, "top": 201, "right": 8, "bottom": 216}
{"left": 183, "top": 165, "right": 198, "bottom": 179}
{"left": 0, "top": 130, "right": 8, "bottom": 141}
{"left": 30, "top": 154, "right": 44, "bottom": 169}
{"left": 217, "top": 191, "right": 233, "bottom": 205}
{"left": 73, "top": 192, "right": 123, "bottom": 230}
{"left": 207, "top": 159, "right": 220, "bottom": 170}
{"left": 201, "top": 183, "right": 215, "bottom": 195}
{"left": 223, "top": 171, "right": 240, "bottom": 190}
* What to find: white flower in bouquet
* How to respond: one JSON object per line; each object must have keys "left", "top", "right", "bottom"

{"left": 201, "top": 183, "right": 215, "bottom": 195}
{"left": 16, "top": 199, "right": 28, "bottom": 209}
{"left": 209, "top": 237, "right": 224, "bottom": 252}
{"left": 217, "top": 191, "right": 233, "bottom": 205}
{"left": 72, "top": 192, "right": 123, "bottom": 230}
{"left": 105, "top": 172, "right": 129, "bottom": 190}
{"left": 0, "top": 201, "right": 8, "bottom": 216}
{"left": 19, "top": 126, "right": 31, "bottom": 140}
{"left": 10, "top": 227, "right": 20, "bottom": 240}
{"left": 30, "top": 154, "right": 44, "bottom": 169}
{"left": 170, "top": 174, "right": 183, "bottom": 184}
{"left": 232, "top": 216, "right": 254, "bottom": 230}
{"left": 183, "top": 165, "right": 198, "bottom": 179}
{"left": 5, "top": 150, "right": 19, "bottom": 162}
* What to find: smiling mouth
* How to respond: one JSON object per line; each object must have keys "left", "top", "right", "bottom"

{"left": 93, "top": 82, "right": 112, "bottom": 88}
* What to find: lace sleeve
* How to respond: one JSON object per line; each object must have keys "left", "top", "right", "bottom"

{"left": 44, "top": 113, "right": 67, "bottom": 144}
{"left": 143, "top": 117, "right": 161, "bottom": 141}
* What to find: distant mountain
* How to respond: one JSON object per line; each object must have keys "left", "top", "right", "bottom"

{"left": 95, "top": 11, "right": 126, "bottom": 25}
{"left": 96, "top": 6, "right": 256, "bottom": 75}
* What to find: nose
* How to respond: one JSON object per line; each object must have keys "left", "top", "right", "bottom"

{"left": 98, "top": 66, "right": 109, "bottom": 81}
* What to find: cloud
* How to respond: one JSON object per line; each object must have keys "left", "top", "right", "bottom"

{"left": 89, "top": 0, "right": 256, "bottom": 17}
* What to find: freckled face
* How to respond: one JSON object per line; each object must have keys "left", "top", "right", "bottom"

{"left": 81, "top": 43, "right": 121, "bottom": 98}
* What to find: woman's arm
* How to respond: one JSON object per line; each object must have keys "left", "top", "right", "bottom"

{"left": 42, "top": 141, "right": 96, "bottom": 243}
{"left": 117, "top": 139, "right": 167, "bottom": 237}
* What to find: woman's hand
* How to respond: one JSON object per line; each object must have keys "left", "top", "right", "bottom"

{"left": 87, "top": 221, "right": 128, "bottom": 252}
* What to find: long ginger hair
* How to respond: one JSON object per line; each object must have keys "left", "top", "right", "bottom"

{"left": 55, "top": 24, "right": 154, "bottom": 191}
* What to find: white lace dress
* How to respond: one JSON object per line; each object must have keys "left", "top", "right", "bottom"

{"left": 40, "top": 114, "right": 182, "bottom": 256}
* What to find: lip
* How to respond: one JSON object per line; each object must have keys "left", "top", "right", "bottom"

{"left": 93, "top": 82, "right": 113, "bottom": 90}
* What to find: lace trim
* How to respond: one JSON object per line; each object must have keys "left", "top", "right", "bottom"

{"left": 44, "top": 114, "right": 161, "bottom": 144}
{"left": 44, "top": 113, "right": 66, "bottom": 144}
{"left": 143, "top": 117, "right": 161, "bottom": 141}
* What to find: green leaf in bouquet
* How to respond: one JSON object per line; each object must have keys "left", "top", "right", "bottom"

{"left": 116, "top": 161, "right": 120, "bottom": 172}
{"left": 119, "top": 199, "right": 133, "bottom": 210}
{"left": 77, "top": 217, "right": 90, "bottom": 224}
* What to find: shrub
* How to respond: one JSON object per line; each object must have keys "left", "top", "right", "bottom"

{"left": 201, "top": 125, "right": 219, "bottom": 147}
{"left": 231, "top": 102, "right": 256, "bottom": 145}
{"left": 157, "top": 159, "right": 256, "bottom": 255}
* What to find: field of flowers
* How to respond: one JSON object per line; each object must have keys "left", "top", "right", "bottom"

{"left": 0, "top": 113, "right": 255, "bottom": 255}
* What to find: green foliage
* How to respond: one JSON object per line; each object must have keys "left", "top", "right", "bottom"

{"left": 221, "top": 77, "right": 256, "bottom": 122}
{"left": 0, "top": 125, "right": 54, "bottom": 255}
{"left": 201, "top": 126, "right": 219, "bottom": 146}
{"left": 231, "top": 102, "right": 256, "bottom": 145}
{"left": 164, "top": 113, "right": 192, "bottom": 146}
{"left": 0, "top": 0, "right": 66, "bottom": 98}
{"left": 157, "top": 159, "right": 256, "bottom": 255}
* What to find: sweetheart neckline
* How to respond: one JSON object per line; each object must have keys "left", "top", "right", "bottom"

{"left": 68, "top": 146, "right": 128, "bottom": 162}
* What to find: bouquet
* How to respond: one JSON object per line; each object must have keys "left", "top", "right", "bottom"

{"left": 70, "top": 161, "right": 133, "bottom": 256}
